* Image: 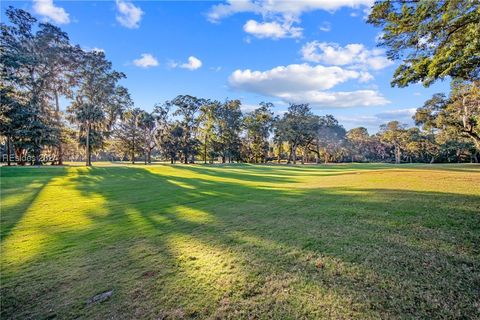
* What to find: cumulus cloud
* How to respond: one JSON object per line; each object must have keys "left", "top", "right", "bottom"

{"left": 280, "top": 90, "right": 389, "bottom": 108}
{"left": 116, "top": 0, "right": 144, "bottom": 29}
{"left": 207, "top": 0, "right": 373, "bottom": 22}
{"left": 133, "top": 53, "right": 159, "bottom": 68}
{"left": 228, "top": 64, "right": 389, "bottom": 108}
{"left": 180, "top": 56, "right": 203, "bottom": 70}
{"left": 33, "top": 0, "right": 70, "bottom": 24}
{"left": 207, "top": 0, "right": 372, "bottom": 39}
{"left": 170, "top": 56, "right": 203, "bottom": 70}
{"left": 243, "top": 19, "right": 302, "bottom": 39}
{"left": 301, "top": 41, "right": 393, "bottom": 70}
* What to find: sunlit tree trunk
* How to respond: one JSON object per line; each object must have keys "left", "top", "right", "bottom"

{"left": 86, "top": 122, "right": 91, "bottom": 166}
{"left": 54, "top": 90, "right": 63, "bottom": 165}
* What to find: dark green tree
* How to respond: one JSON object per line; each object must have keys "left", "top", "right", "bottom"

{"left": 368, "top": 0, "right": 480, "bottom": 87}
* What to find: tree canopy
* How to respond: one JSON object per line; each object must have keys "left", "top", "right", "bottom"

{"left": 368, "top": 0, "right": 480, "bottom": 87}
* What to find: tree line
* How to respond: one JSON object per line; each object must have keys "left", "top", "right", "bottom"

{"left": 1, "top": 3, "right": 479, "bottom": 166}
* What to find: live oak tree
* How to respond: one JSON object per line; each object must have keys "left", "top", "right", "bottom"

{"left": 368, "top": 0, "right": 480, "bottom": 87}
{"left": 379, "top": 121, "right": 407, "bottom": 164}
{"left": 314, "top": 115, "right": 346, "bottom": 164}
{"left": 170, "top": 95, "right": 205, "bottom": 164}
{"left": 346, "top": 127, "right": 371, "bottom": 162}
{"left": 243, "top": 103, "right": 274, "bottom": 163}
{"left": 415, "top": 81, "right": 480, "bottom": 152}
{"left": 275, "top": 104, "right": 317, "bottom": 164}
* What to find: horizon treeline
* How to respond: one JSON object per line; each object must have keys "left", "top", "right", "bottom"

{"left": 1, "top": 5, "right": 479, "bottom": 166}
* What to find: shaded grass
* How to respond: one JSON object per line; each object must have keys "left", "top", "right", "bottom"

{"left": 1, "top": 163, "right": 479, "bottom": 319}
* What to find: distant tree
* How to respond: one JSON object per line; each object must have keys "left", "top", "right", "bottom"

{"left": 114, "top": 108, "right": 145, "bottom": 164}
{"left": 368, "top": 0, "right": 480, "bottom": 87}
{"left": 243, "top": 103, "right": 274, "bottom": 163}
{"left": 198, "top": 100, "right": 220, "bottom": 163}
{"left": 170, "top": 95, "right": 205, "bottom": 163}
{"left": 138, "top": 110, "right": 156, "bottom": 164}
{"left": 346, "top": 127, "right": 371, "bottom": 162}
{"left": 216, "top": 99, "right": 243, "bottom": 163}
{"left": 152, "top": 103, "right": 170, "bottom": 157}
{"left": 415, "top": 81, "right": 480, "bottom": 152}
{"left": 379, "top": 121, "right": 407, "bottom": 164}
{"left": 161, "top": 122, "right": 184, "bottom": 164}
{"left": 314, "top": 115, "right": 346, "bottom": 164}
{"left": 275, "top": 104, "right": 317, "bottom": 164}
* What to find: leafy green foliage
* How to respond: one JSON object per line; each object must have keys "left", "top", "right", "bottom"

{"left": 368, "top": 0, "right": 480, "bottom": 87}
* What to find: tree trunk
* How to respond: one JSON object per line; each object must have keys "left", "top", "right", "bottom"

{"left": 394, "top": 144, "right": 401, "bottom": 164}
{"left": 54, "top": 90, "right": 63, "bottom": 165}
{"left": 277, "top": 142, "right": 282, "bottom": 164}
{"left": 204, "top": 137, "right": 207, "bottom": 164}
{"left": 292, "top": 145, "right": 297, "bottom": 164}
{"left": 86, "top": 122, "right": 91, "bottom": 166}
{"left": 132, "top": 134, "right": 135, "bottom": 164}
{"left": 6, "top": 136, "right": 11, "bottom": 166}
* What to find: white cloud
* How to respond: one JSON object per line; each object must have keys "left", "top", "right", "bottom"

{"left": 243, "top": 19, "right": 302, "bottom": 39}
{"left": 319, "top": 21, "right": 331, "bottom": 32}
{"left": 133, "top": 53, "right": 159, "bottom": 68}
{"left": 207, "top": 0, "right": 372, "bottom": 39}
{"left": 33, "top": 0, "right": 70, "bottom": 24}
{"left": 228, "top": 64, "right": 389, "bottom": 108}
{"left": 375, "top": 108, "right": 416, "bottom": 120}
{"left": 281, "top": 90, "right": 389, "bottom": 108}
{"left": 207, "top": 0, "right": 373, "bottom": 22}
{"left": 116, "top": 0, "right": 144, "bottom": 29}
{"left": 179, "top": 56, "right": 202, "bottom": 70}
{"left": 301, "top": 42, "right": 393, "bottom": 70}
{"left": 230, "top": 64, "right": 360, "bottom": 92}
{"left": 170, "top": 56, "right": 203, "bottom": 70}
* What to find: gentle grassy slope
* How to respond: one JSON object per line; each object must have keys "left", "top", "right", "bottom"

{"left": 1, "top": 163, "right": 479, "bottom": 319}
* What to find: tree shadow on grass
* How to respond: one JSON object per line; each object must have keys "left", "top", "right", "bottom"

{"left": 0, "top": 167, "right": 68, "bottom": 242}
{"left": 1, "top": 165, "right": 479, "bottom": 319}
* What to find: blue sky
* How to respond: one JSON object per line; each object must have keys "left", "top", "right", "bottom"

{"left": 2, "top": 0, "right": 450, "bottom": 133}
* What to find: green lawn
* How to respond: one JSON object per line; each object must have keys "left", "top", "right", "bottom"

{"left": 1, "top": 163, "right": 479, "bottom": 319}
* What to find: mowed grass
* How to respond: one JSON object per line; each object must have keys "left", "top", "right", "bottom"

{"left": 1, "top": 163, "right": 479, "bottom": 319}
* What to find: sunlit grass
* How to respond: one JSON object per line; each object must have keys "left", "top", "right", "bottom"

{"left": 1, "top": 163, "right": 479, "bottom": 319}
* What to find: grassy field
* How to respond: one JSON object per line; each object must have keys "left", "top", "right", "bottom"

{"left": 1, "top": 163, "right": 479, "bottom": 319}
